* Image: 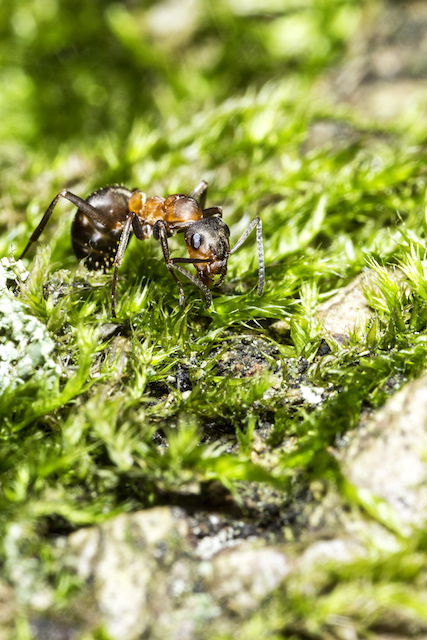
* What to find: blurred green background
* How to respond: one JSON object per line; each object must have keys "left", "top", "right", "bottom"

{"left": 0, "top": 0, "right": 362, "bottom": 149}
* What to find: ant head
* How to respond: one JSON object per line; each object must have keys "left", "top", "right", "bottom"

{"left": 185, "top": 217, "right": 230, "bottom": 287}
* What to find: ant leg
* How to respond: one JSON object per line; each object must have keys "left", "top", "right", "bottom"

{"left": 202, "top": 206, "right": 223, "bottom": 219}
{"left": 111, "top": 214, "right": 133, "bottom": 318}
{"left": 190, "top": 180, "right": 208, "bottom": 209}
{"left": 155, "top": 221, "right": 186, "bottom": 306}
{"left": 215, "top": 264, "right": 228, "bottom": 288}
{"left": 229, "top": 217, "right": 265, "bottom": 297}
{"left": 190, "top": 181, "right": 222, "bottom": 218}
{"left": 171, "top": 257, "right": 210, "bottom": 265}
{"left": 155, "top": 221, "right": 213, "bottom": 307}
{"left": 19, "top": 190, "right": 112, "bottom": 259}
{"left": 169, "top": 259, "right": 213, "bottom": 307}
{"left": 171, "top": 264, "right": 212, "bottom": 308}
{"left": 132, "top": 215, "right": 151, "bottom": 240}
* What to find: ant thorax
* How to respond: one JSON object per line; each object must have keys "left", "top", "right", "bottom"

{"left": 162, "top": 195, "right": 202, "bottom": 229}
{"left": 129, "top": 191, "right": 203, "bottom": 233}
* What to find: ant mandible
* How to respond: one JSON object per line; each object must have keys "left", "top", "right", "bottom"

{"left": 19, "top": 181, "right": 265, "bottom": 317}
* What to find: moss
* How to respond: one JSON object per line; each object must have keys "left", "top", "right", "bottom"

{"left": 3, "top": 0, "right": 427, "bottom": 637}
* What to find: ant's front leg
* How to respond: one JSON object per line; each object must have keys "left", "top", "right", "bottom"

{"left": 19, "top": 190, "right": 111, "bottom": 259}
{"left": 202, "top": 205, "right": 223, "bottom": 219}
{"left": 154, "top": 221, "right": 212, "bottom": 307}
{"left": 110, "top": 214, "right": 133, "bottom": 318}
{"left": 229, "top": 217, "right": 265, "bottom": 297}
{"left": 190, "top": 180, "right": 222, "bottom": 219}
{"left": 154, "top": 221, "right": 186, "bottom": 306}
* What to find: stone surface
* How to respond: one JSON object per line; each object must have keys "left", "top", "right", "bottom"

{"left": 341, "top": 371, "right": 427, "bottom": 532}
{"left": 317, "top": 271, "right": 376, "bottom": 343}
{"left": 208, "top": 542, "right": 292, "bottom": 615}
{"left": 317, "top": 268, "right": 404, "bottom": 344}
{"left": 64, "top": 507, "right": 293, "bottom": 640}
{"left": 31, "top": 478, "right": 427, "bottom": 640}
{"left": 212, "top": 335, "right": 281, "bottom": 378}
{"left": 68, "top": 508, "right": 190, "bottom": 640}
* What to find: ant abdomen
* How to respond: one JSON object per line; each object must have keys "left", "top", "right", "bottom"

{"left": 71, "top": 186, "right": 133, "bottom": 271}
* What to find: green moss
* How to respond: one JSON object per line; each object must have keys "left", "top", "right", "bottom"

{"left": 4, "top": 0, "right": 427, "bottom": 636}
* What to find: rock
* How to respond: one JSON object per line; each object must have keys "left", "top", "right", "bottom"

{"left": 317, "top": 268, "right": 404, "bottom": 344}
{"left": 317, "top": 271, "right": 376, "bottom": 344}
{"left": 68, "top": 508, "right": 191, "bottom": 640}
{"left": 208, "top": 542, "right": 292, "bottom": 615}
{"left": 341, "top": 371, "right": 427, "bottom": 532}
{"left": 31, "top": 483, "right": 427, "bottom": 640}
{"left": 29, "top": 617, "right": 80, "bottom": 640}
{"left": 63, "top": 507, "right": 293, "bottom": 640}
{"left": 212, "top": 335, "right": 281, "bottom": 378}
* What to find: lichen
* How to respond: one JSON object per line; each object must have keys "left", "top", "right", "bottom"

{"left": 0, "top": 258, "right": 61, "bottom": 392}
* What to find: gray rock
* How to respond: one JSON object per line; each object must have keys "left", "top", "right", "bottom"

{"left": 317, "top": 268, "right": 404, "bottom": 344}
{"left": 317, "top": 271, "right": 377, "bottom": 344}
{"left": 341, "top": 371, "right": 427, "bottom": 532}
{"left": 208, "top": 542, "right": 292, "bottom": 615}
{"left": 69, "top": 508, "right": 189, "bottom": 640}
{"left": 66, "top": 507, "right": 293, "bottom": 640}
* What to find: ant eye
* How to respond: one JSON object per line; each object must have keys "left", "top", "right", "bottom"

{"left": 191, "top": 232, "right": 202, "bottom": 249}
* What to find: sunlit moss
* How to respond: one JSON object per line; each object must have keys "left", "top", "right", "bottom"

{"left": 4, "top": 0, "right": 427, "bottom": 636}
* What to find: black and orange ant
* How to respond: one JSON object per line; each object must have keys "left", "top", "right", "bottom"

{"left": 19, "top": 181, "right": 265, "bottom": 316}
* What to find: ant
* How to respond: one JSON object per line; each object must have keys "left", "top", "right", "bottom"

{"left": 19, "top": 181, "right": 265, "bottom": 317}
